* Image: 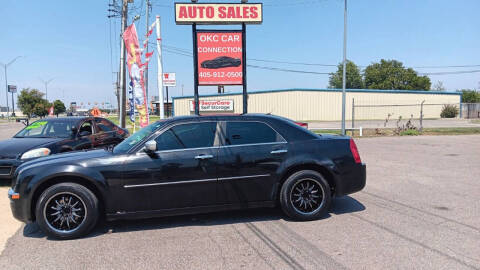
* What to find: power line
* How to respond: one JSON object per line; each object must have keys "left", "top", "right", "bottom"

{"left": 419, "top": 70, "right": 480, "bottom": 75}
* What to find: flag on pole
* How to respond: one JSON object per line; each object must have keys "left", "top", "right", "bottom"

{"left": 48, "top": 106, "right": 54, "bottom": 117}
{"left": 123, "top": 23, "right": 149, "bottom": 128}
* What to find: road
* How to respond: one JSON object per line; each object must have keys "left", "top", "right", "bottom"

{"left": 0, "top": 122, "right": 479, "bottom": 269}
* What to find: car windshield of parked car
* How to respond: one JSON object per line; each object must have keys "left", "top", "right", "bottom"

{"left": 14, "top": 120, "right": 74, "bottom": 138}
{"left": 113, "top": 121, "right": 165, "bottom": 154}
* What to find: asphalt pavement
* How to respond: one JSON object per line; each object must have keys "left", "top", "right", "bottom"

{"left": 0, "top": 122, "right": 479, "bottom": 269}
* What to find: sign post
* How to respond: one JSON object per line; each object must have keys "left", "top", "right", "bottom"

{"left": 8, "top": 85, "right": 16, "bottom": 116}
{"left": 174, "top": 2, "right": 263, "bottom": 115}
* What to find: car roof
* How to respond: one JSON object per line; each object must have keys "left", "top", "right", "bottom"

{"left": 162, "top": 113, "right": 282, "bottom": 122}
{"left": 30, "top": 117, "right": 91, "bottom": 124}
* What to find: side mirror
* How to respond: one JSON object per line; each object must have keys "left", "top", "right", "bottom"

{"left": 144, "top": 140, "right": 157, "bottom": 152}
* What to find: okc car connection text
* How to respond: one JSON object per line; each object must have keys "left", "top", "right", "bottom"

{"left": 197, "top": 32, "right": 243, "bottom": 85}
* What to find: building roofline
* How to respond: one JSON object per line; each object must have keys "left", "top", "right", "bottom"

{"left": 172, "top": 88, "right": 462, "bottom": 100}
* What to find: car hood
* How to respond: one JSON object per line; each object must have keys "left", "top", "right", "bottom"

{"left": 0, "top": 137, "right": 63, "bottom": 159}
{"left": 25, "top": 149, "right": 111, "bottom": 166}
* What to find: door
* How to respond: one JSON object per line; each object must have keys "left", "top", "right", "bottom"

{"left": 216, "top": 121, "right": 289, "bottom": 205}
{"left": 120, "top": 121, "right": 219, "bottom": 212}
{"left": 74, "top": 119, "right": 95, "bottom": 150}
{"left": 93, "top": 118, "right": 119, "bottom": 148}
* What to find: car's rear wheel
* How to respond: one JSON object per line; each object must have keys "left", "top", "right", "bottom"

{"left": 279, "top": 170, "right": 331, "bottom": 221}
{"left": 35, "top": 183, "right": 99, "bottom": 239}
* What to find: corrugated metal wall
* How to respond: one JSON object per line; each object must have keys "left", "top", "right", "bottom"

{"left": 173, "top": 89, "right": 461, "bottom": 121}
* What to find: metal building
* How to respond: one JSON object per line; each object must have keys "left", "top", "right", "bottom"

{"left": 172, "top": 89, "right": 462, "bottom": 121}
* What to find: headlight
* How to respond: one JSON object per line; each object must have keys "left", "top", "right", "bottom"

{"left": 20, "top": 148, "right": 51, "bottom": 159}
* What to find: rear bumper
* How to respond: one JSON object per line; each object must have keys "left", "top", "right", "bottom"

{"left": 334, "top": 163, "right": 366, "bottom": 197}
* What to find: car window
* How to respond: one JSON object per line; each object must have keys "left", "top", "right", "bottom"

{"left": 226, "top": 121, "right": 282, "bottom": 145}
{"left": 95, "top": 118, "right": 115, "bottom": 133}
{"left": 45, "top": 121, "right": 73, "bottom": 137}
{"left": 155, "top": 122, "right": 217, "bottom": 151}
{"left": 79, "top": 121, "right": 93, "bottom": 135}
{"left": 14, "top": 120, "right": 74, "bottom": 138}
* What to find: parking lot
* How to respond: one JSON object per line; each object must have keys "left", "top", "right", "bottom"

{"left": 0, "top": 122, "right": 479, "bottom": 269}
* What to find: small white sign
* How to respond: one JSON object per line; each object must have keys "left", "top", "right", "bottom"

{"left": 190, "top": 100, "right": 234, "bottom": 112}
{"left": 163, "top": 73, "right": 176, "bottom": 87}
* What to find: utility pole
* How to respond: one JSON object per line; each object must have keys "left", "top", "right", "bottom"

{"left": 155, "top": 15, "right": 165, "bottom": 119}
{"left": 119, "top": 0, "right": 128, "bottom": 128}
{"left": 40, "top": 78, "right": 54, "bottom": 101}
{"left": 341, "top": 0, "right": 347, "bottom": 136}
{"left": 1, "top": 56, "right": 21, "bottom": 119}
{"left": 145, "top": 0, "right": 150, "bottom": 99}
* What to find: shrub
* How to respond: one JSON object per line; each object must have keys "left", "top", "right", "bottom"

{"left": 440, "top": 104, "right": 459, "bottom": 118}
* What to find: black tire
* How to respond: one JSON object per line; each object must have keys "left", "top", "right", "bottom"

{"left": 35, "top": 183, "right": 99, "bottom": 240}
{"left": 279, "top": 170, "right": 331, "bottom": 221}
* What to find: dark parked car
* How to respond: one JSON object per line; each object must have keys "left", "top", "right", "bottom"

{"left": 8, "top": 114, "right": 366, "bottom": 239}
{"left": 201, "top": 56, "right": 242, "bottom": 69}
{"left": 0, "top": 117, "right": 128, "bottom": 183}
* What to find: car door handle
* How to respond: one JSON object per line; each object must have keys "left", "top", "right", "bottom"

{"left": 195, "top": 154, "right": 214, "bottom": 160}
{"left": 271, "top": 149, "right": 288, "bottom": 154}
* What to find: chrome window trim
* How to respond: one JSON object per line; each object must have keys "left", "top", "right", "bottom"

{"left": 123, "top": 174, "right": 271, "bottom": 188}
{"left": 220, "top": 141, "right": 287, "bottom": 148}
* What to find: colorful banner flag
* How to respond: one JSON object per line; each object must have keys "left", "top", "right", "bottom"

{"left": 48, "top": 106, "right": 54, "bottom": 117}
{"left": 123, "top": 23, "right": 149, "bottom": 128}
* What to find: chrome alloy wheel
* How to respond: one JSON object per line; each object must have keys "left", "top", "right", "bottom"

{"left": 290, "top": 178, "right": 325, "bottom": 214}
{"left": 43, "top": 192, "right": 87, "bottom": 233}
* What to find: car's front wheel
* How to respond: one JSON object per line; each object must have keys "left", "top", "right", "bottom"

{"left": 279, "top": 170, "right": 331, "bottom": 221}
{"left": 35, "top": 183, "right": 99, "bottom": 239}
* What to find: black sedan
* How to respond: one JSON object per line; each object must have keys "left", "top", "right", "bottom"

{"left": 8, "top": 114, "right": 366, "bottom": 239}
{"left": 201, "top": 56, "right": 242, "bottom": 69}
{"left": 0, "top": 117, "right": 128, "bottom": 182}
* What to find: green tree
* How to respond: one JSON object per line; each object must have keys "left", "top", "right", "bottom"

{"left": 53, "top": 100, "right": 66, "bottom": 117}
{"left": 364, "top": 59, "right": 431, "bottom": 90}
{"left": 460, "top": 89, "right": 480, "bottom": 103}
{"left": 328, "top": 60, "right": 364, "bottom": 89}
{"left": 17, "top": 88, "right": 49, "bottom": 118}
{"left": 32, "top": 100, "right": 50, "bottom": 118}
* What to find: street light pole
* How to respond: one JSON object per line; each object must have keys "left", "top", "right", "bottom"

{"left": 341, "top": 0, "right": 347, "bottom": 136}
{"left": 119, "top": 0, "right": 128, "bottom": 128}
{"left": 40, "top": 78, "right": 54, "bottom": 101}
{"left": 1, "top": 56, "right": 22, "bottom": 119}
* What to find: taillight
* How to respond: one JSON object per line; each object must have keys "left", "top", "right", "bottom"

{"left": 349, "top": 138, "right": 362, "bottom": 163}
{"left": 295, "top": 122, "right": 308, "bottom": 129}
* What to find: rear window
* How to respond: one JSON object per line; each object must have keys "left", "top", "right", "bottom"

{"left": 225, "top": 121, "right": 283, "bottom": 145}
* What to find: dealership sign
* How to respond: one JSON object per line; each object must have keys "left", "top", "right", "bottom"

{"left": 163, "top": 73, "right": 176, "bottom": 87}
{"left": 197, "top": 31, "right": 243, "bottom": 85}
{"left": 189, "top": 100, "right": 234, "bottom": 112}
{"left": 7, "top": 85, "right": 17, "bottom": 93}
{"left": 175, "top": 3, "right": 263, "bottom": 24}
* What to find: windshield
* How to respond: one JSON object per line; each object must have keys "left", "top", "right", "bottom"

{"left": 14, "top": 120, "right": 74, "bottom": 138}
{"left": 113, "top": 121, "right": 165, "bottom": 154}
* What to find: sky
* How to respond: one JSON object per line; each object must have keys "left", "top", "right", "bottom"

{"left": 1, "top": 0, "right": 479, "bottom": 109}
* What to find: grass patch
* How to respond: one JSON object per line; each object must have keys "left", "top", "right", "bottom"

{"left": 312, "top": 127, "right": 480, "bottom": 137}
{"left": 422, "top": 127, "right": 480, "bottom": 135}
{"left": 399, "top": 129, "right": 420, "bottom": 136}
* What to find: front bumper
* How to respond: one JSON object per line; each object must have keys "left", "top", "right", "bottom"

{"left": 334, "top": 163, "right": 366, "bottom": 197}
{"left": 8, "top": 188, "right": 30, "bottom": 223}
{"left": 0, "top": 159, "right": 22, "bottom": 183}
